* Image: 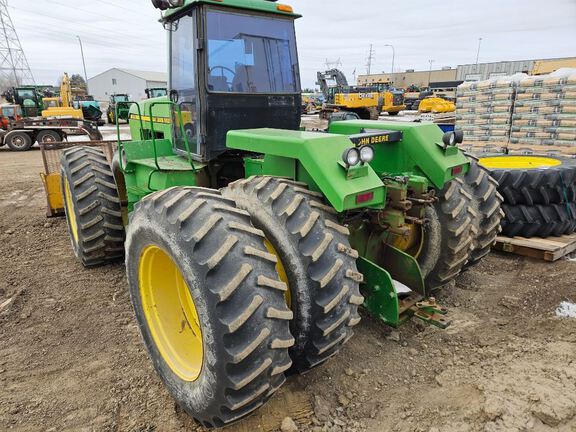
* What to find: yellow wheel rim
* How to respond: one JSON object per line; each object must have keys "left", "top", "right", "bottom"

{"left": 388, "top": 225, "right": 424, "bottom": 259}
{"left": 139, "top": 246, "right": 203, "bottom": 382}
{"left": 264, "top": 240, "right": 291, "bottom": 307}
{"left": 479, "top": 156, "right": 562, "bottom": 170}
{"left": 64, "top": 177, "right": 78, "bottom": 243}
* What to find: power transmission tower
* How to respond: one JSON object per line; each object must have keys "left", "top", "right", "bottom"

{"left": 366, "top": 44, "right": 375, "bottom": 75}
{"left": 0, "top": 0, "right": 34, "bottom": 90}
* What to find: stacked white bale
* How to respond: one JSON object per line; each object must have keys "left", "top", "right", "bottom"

{"left": 511, "top": 69, "right": 576, "bottom": 149}
{"left": 456, "top": 75, "right": 523, "bottom": 148}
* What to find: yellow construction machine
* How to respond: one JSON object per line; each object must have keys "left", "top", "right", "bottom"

{"left": 42, "top": 73, "right": 84, "bottom": 119}
{"left": 418, "top": 97, "right": 456, "bottom": 114}
{"left": 317, "top": 69, "right": 383, "bottom": 119}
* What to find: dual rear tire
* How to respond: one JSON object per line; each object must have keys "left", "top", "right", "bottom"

{"left": 417, "top": 157, "right": 504, "bottom": 290}
{"left": 60, "top": 156, "right": 361, "bottom": 427}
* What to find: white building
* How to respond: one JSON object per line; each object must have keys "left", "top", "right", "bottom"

{"left": 88, "top": 68, "right": 167, "bottom": 102}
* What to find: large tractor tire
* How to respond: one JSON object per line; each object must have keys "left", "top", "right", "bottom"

{"left": 126, "top": 187, "right": 294, "bottom": 428}
{"left": 461, "top": 156, "right": 505, "bottom": 269}
{"left": 480, "top": 155, "right": 576, "bottom": 205}
{"left": 223, "top": 177, "right": 364, "bottom": 373}
{"left": 418, "top": 178, "right": 475, "bottom": 290}
{"left": 60, "top": 146, "right": 125, "bottom": 267}
{"left": 501, "top": 203, "right": 576, "bottom": 238}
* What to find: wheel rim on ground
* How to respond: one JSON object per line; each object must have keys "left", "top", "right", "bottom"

{"left": 479, "top": 156, "right": 562, "bottom": 170}
{"left": 63, "top": 177, "right": 79, "bottom": 243}
{"left": 138, "top": 245, "right": 203, "bottom": 382}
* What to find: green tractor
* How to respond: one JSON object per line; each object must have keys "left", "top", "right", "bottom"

{"left": 60, "top": 0, "right": 503, "bottom": 428}
{"left": 107, "top": 93, "right": 132, "bottom": 124}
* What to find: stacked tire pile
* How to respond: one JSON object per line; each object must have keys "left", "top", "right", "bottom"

{"left": 455, "top": 77, "right": 518, "bottom": 147}
{"left": 511, "top": 72, "right": 576, "bottom": 147}
{"left": 480, "top": 155, "right": 576, "bottom": 238}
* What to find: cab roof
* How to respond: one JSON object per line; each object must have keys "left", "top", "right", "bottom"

{"left": 162, "top": 0, "right": 300, "bottom": 21}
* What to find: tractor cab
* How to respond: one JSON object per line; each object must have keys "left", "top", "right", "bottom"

{"left": 111, "top": 94, "right": 129, "bottom": 103}
{"left": 12, "top": 87, "right": 42, "bottom": 117}
{"left": 145, "top": 87, "right": 168, "bottom": 99}
{"left": 146, "top": 0, "right": 302, "bottom": 162}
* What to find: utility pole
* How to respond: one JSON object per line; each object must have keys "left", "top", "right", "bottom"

{"left": 428, "top": 59, "right": 435, "bottom": 87}
{"left": 77, "top": 35, "right": 89, "bottom": 94}
{"left": 0, "top": 0, "right": 34, "bottom": 89}
{"left": 475, "top": 37, "right": 483, "bottom": 72}
{"left": 366, "top": 44, "right": 375, "bottom": 75}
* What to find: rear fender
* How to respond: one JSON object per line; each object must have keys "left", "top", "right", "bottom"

{"left": 227, "top": 128, "right": 385, "bottom": 212}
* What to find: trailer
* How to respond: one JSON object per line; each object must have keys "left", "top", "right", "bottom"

{"left": 0, "top": 117, "right": 102, "bottom": 151}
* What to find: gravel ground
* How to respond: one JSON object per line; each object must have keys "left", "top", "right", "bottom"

{"left": 0, "top": 126, "right": 575, "bottom": 432}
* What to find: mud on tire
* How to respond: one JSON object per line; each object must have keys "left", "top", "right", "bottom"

{"left": 60, "top": 146, "right": 125, "bottom": 267}
{"left": 223, "top": 177, "right": 364, "bottom": 373}
{"left": 126, "top": 187, "right": 294, "bottom": 428}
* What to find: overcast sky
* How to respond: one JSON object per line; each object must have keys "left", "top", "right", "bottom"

{"left": 9, "top": 0, "right": 576, "bottom": 89}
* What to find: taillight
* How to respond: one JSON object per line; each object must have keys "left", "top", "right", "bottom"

{"left": 452, "top": 165, "right": 463, "bottom": 176}
{"left": 356, "top": 192, "right": 374, "bottom": 204}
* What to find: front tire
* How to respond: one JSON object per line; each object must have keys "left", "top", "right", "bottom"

{"left": 60, "top": 146, "right": 125, "bottom": 267}
{"left": 126, "top": 187, "right": 294, "bottom": 428}
{"left": 223, "top": 177, "right": 364, "bottom": 373}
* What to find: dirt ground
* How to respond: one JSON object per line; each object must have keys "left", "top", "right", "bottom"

{"left": 1, "top": 137, "right": 575, "bottom": 432}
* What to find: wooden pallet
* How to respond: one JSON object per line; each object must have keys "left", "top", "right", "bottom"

{"left": 493, "top": 233, "right": 576, "bottom": 261}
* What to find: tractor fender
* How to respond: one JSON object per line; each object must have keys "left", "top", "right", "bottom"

{"left": 226, "top": 128, "right": 386, "bottom": 212}
{"left": 327, "top": 120, "right": 470, "bottom": 189}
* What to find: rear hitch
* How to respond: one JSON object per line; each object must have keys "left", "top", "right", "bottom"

{"left": 408, "top": 297, "right": 450, "bottom": 329}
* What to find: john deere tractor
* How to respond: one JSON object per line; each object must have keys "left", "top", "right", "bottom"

{"left": 60, "top": 0, "right": 503, "bottom": 428}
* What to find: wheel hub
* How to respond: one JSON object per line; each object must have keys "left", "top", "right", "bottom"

{"left": 139, "top": 246, "right": 203, "bottom": 381}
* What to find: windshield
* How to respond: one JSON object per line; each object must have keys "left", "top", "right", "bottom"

{"left": 149, "top": 88, "right": 167, "bottom": 98}
{"left": 16, "top": 89, "right": 37, "bottom": 100}
{"left": 206, "top": 10, "right": 299, "bottom": 93}
{"left": 113, "top": 95, "right": 129, "bottom": 102}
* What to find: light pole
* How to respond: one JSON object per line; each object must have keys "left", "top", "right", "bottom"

{"left": 428, "top": 59, "right": 435, "bottom": 87}
{"left": 475, "top": 37, "right": 483, "bottom": 72}
{"left": 76, "top": 35, "right": 89, "bottom": 94}
{"left": 383, "top": 44, "right": 395, "bottom": 75}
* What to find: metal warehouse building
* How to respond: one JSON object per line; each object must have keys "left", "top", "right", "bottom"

{"left": 88, "top": 68, "right": 167, "bottom": 102}
{"left": 358, "top": 57, "right": 576, "bottom": 89}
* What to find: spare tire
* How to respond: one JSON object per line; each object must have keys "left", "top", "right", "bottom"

{"left": 480, "top": 155, "right": 576, "bottom": 206}
{"left": 501, "top": 203, "right": 576, "bottom": 238}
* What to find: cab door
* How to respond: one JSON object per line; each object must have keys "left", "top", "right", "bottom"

{"left": 170, "top": 11, "right": 200, "bottom": 157}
